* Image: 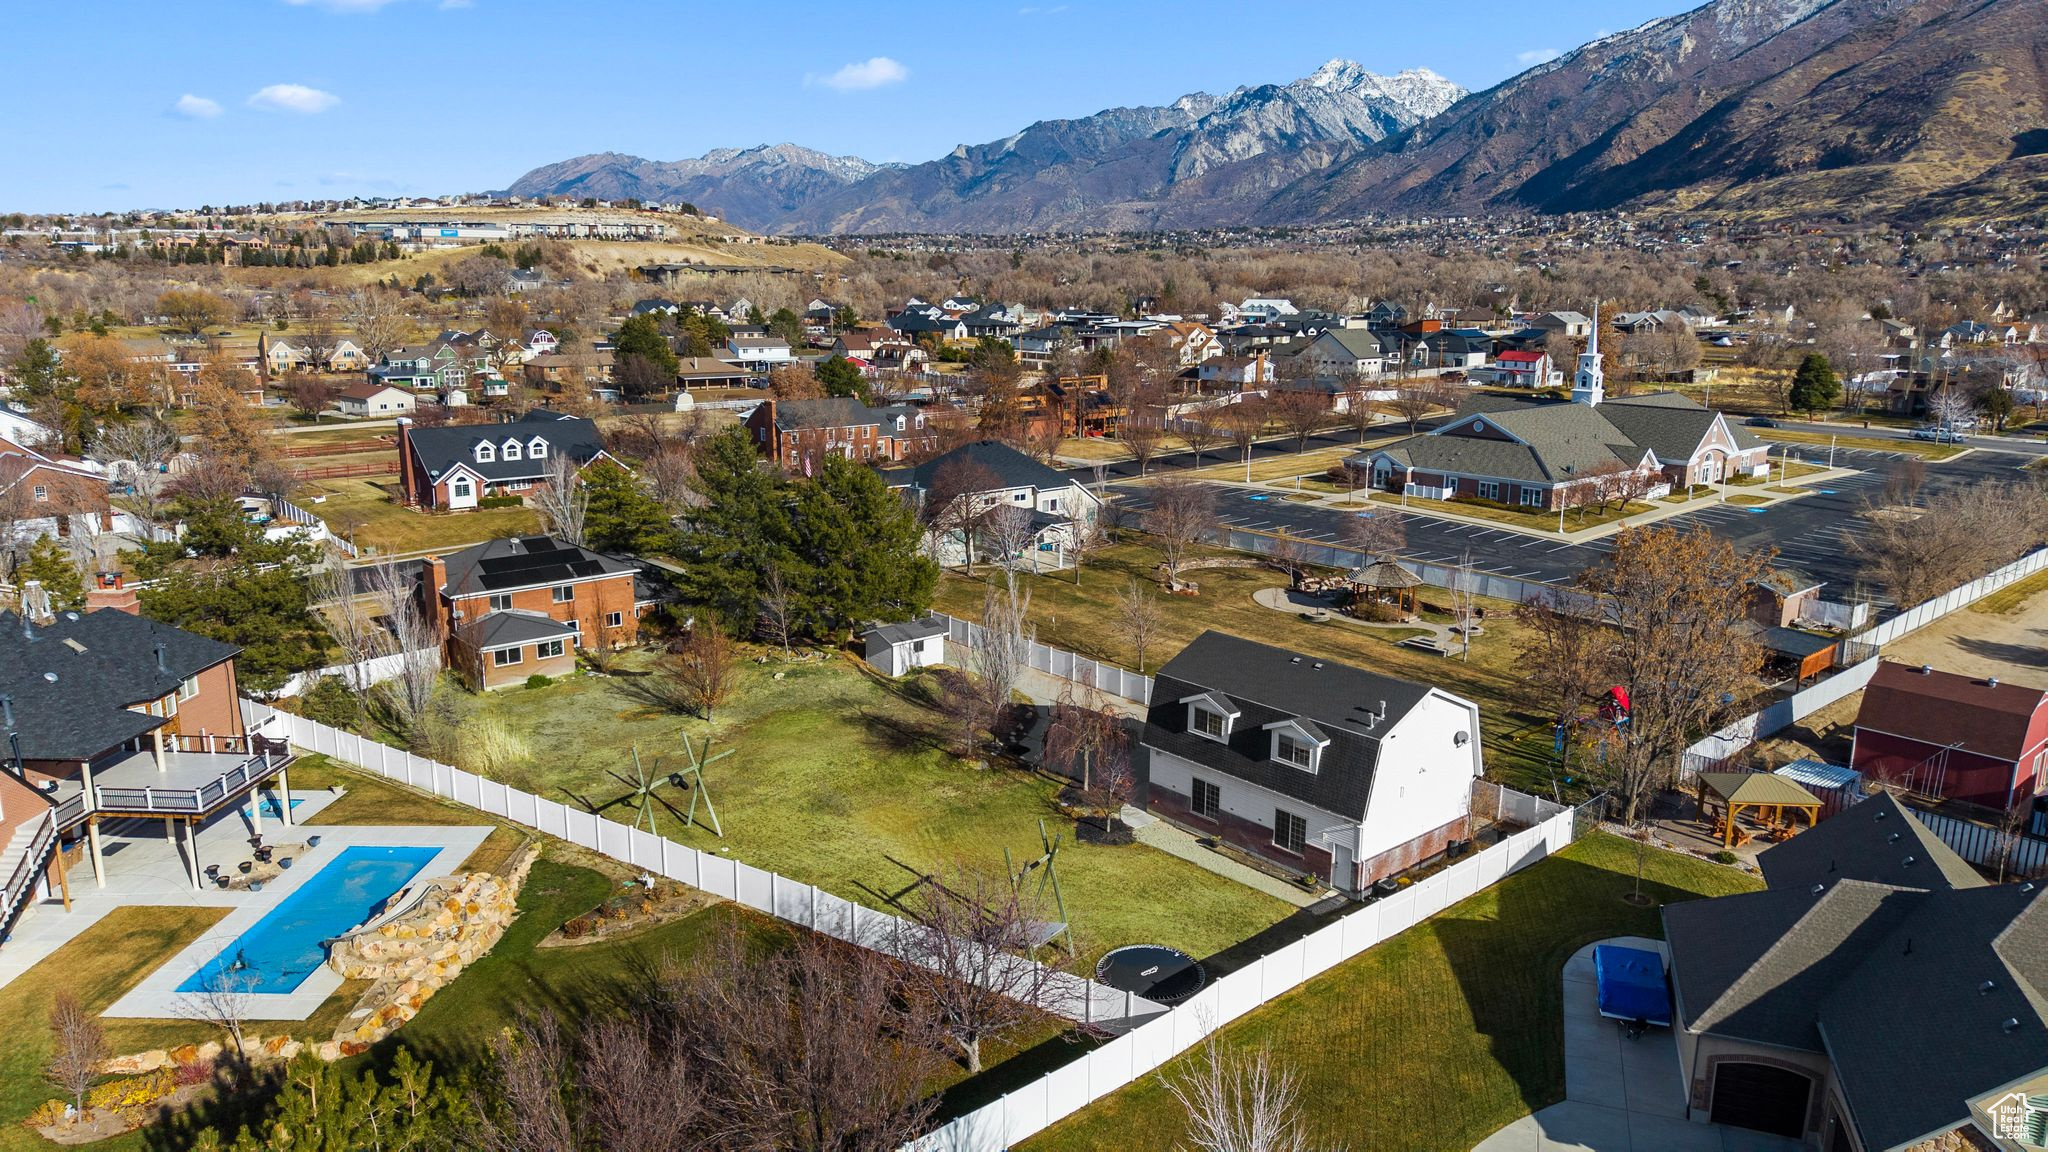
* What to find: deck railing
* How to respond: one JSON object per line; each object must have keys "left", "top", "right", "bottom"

{"left": 84, "top": 747, "right": 285, "bottom": 819}
{"left": 2, "top": 810, "right": 58, "bottom": 936}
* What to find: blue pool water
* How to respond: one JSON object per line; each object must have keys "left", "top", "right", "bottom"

{"left": 179, "top": 845, "right": 441, "bottom": 995}
{"left": 238, "top": 796, "right": 305, "bottom": 820}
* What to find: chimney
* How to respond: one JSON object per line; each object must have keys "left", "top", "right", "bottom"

{"left": 20, "top": 579, "right": 50, "bottom": 623}
{"left": 86, "top": 570, "right": 140, "bottom": 615}
{"left": 422, "top": 553, "right": 449, "bottom": 614}
{"left": 154, "top": 641, "right": 170, "bottom": 676}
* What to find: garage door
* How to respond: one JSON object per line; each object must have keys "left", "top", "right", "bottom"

{"left": 1711, "top": 1062, "right": 1810, "bottom": 1138}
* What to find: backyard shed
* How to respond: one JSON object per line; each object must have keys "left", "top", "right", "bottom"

{"left": 1773, "top": 759, "right": 1863, "bottom": 817}
{"left": 863, "top": 616, "right": 949, "bottom": 677}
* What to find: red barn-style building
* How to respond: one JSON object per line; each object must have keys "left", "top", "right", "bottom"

{"left": 1850, "top": 661, "right": 2048, "bottom": 813}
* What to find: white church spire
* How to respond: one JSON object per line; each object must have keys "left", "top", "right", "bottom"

{"left": 1573, "top": 304, "right": 1605, "bottom": 406}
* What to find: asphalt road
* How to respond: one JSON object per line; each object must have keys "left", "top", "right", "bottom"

{"left": 1109, "top": 437, "right": 2039, "bottom": 610}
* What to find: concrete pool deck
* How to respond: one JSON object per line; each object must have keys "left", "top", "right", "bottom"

{"left": 0, "top": 791, "right": 488, "bottom": 1021}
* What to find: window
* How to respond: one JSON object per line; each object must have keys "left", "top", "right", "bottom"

{"left": 536, "top": 639, "right": 565, "bottom": 659}
{"left": 605, "top": 610, "right": 624, "bottom": 628}
{"left": 178, "top": 675, "right": 200, "bottom": 701}
{"left": 1476, "top": 481, "right": 1501, "bottom": 502}
{"left": 1191, "top": 707, "right": 1227, "bottom": 741}
{"left": 1274, "top": 809, "right": 1308, "bottom": 855}
{"left": 1274, "top": 733, "right": 1315, "bottom": 770}
{"left": 488, "top": 594, "right": 513, "bottom": 611}
{"left": 451, "top": 479, "right": 472, "bottom": 500}
{"left": 474, "top": 443, "right": 496, "bottom": 463}
{"left": 502, "top": 439, "right": 522, "bottom": 461}
{"left": 33, "top": 485, "right": 48, "bottom": 501}
{"left": 493, "top": 647, "right": 523, "bottom": 667}
{"left": 1519, "top": 486, "right": 1544, "bottom": 508}
{"left": 528, "top": 438, "right": 548, "bottom": 459}
{"left": 1192, "top": 778, "right": 1222, "bottom": 820}
{"left": 552, "top": 585, "right": 575, "bottom": 603}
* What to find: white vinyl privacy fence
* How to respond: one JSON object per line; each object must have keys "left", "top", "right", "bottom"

{"left": 904, "top": 802, "right": 1581, "bottom": 1152}
{"left": 274, "top": 647, "right": 440, "bottom": 700}
{"left": 936, "top": 612, "right": 1154, "bottom": 706}
{"left": 243, "top": 701, "right": 1163, "bottom": 1030}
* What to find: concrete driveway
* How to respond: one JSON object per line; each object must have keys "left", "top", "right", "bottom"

{"left": 1472, "top": 937, "right": 1803, "bottom": 1152}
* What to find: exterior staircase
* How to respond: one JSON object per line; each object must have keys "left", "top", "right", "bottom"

{"left": 0, "top": 812, "right": 59, "bottom": 944}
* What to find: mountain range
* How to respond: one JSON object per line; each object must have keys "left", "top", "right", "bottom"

{"left": 504, "top": 0, "right": 2048, "bottom": 232}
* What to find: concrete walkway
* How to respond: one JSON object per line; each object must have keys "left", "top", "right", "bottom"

{"left": 1120, "top": 807, "right": 1323, "bottom": 908}
{"left": 1251, "top": 586, "right": 1463, "bottom": 649}
{"left": 1473, "top": 937, "right": 1802, "bottom": 1152}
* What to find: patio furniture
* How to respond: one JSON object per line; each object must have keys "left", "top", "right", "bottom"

{"left": 1695, "top": 772, "right": 1823, "bottom": 848}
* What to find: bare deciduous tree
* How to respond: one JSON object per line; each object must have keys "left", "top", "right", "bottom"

{"left": 1162, "top": 1035, "right": 1319, "bottom": 1152}
{"left": 1143, "top": 475, "right": 1217, "bottom": 591}
{"left": 1266, "top": 387, "right": 1330, "bottom": 451}
{"left": 662, "top": 624, "right": 740, "bottom": 723}
{"left": 1340, "top": 509, "right": 1405, "bottom": 565}
{"left": 982, "top": 501, "right": 1039, "bottom": 584}
{"left": 1383, "top": 375, "right": 1448, "bottom": 435}
{"left": 532, "top": 454, "right": 588, "bottom": 545}
{"left": 757, "top": 564, "right": 796, "bottom": 658}
{"left": 892, "top": 864, "right": 1070, "bottom": 1075}
{"left": 1177, "top": 418, "right": 1224, "bottom": 469}
{"left": 339, "top": 289, "right": 409, "bottom": 361}
{"left": 1220, "top": 399, "right": 1268, "bottom": 484}
{"left": 1114, "top": 576, "right": 1164, "bottom": 673}
{"left": 177, "top": 967, "right": 256, "bottom": 1059}
{"left": 46, "top": 992, "right": 108, "bottom": 1116}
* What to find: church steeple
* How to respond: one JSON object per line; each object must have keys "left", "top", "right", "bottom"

{"left": 1572, "top": 304, "right": 1605, "bottom": 406}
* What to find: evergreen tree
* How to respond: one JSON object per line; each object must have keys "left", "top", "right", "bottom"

{"left": 816, "top": 354, "right": 865, "bottom": 398}
{"left": 1787, "top": 352, "right": 1841, "bottom": 414}
{"left": 16, "top": 536, "right": 86, "bottom": 610}
{"left": 677, "top": 427, "right": 794, "bottom": 625}
{"left": 582, "top": 460, "right": 677, "bottom": 555}
{"left": 766, "top": 306, "right": 805, "bottom": 348}
{"left": 786, "top": 456, "right": 936, "bottom": 639}
{"left": 612, "top": 314, "right": 679, "bottom": 376}
{"left": 8, "top": 338, "right": 60, "bottom": 404}
{"left": 195, "top": 1049, "right": 468, "bottom": 1152}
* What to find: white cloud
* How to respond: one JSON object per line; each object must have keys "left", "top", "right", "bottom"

{"left": 1517, "top": 48, "right": 1561, "bottom": 66}
{"left": 283, "top": 0, "right": 401, "bottom": 11}
{"left": 247, "top": 84, "right": 341, "bottom": 114}
{"left": 814, "top": 56, "right": 907, "bottom": 92}
{"left": 173, "top": 94, "right": 222, "bottom": 119}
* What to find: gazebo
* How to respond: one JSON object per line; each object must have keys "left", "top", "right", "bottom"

{"left": 1695, "top": 771, "right": 1824, "bottom": 847}
{"left": 1346, "top": 560, "right": 1421, "bottom": 614}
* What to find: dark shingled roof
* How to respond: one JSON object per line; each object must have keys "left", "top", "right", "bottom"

{"left": 890, "top": 440, "right": 1073, "bottom": 495}
{"left": 0, "top": 609, "right": 240, "bottom": 761}
{"left": 1142, "top": 631, "right": 1436, "bottom": 820}
{"left": 864, "top": 615, "right": 949, "bottom": 646}
{"left": 771, "top": 397, "right": 920, "bottom": 431}
{"left": 440, "top": 535, "right": 636, "bottom": 599}
{"left": 403, "top": 410, "right": 604, "bottom": 486}
{"left": 1757, "top": 792, "right": 1983, "bottom": 893}
{"left": 471, "top": 610, "right": 578, "bottom": 651}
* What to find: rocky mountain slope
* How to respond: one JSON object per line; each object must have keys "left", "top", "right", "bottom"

{"left": 503, "top": 144, "right": 891, "bottom": 231}
{"left": 1267, "top": 0, "right": 2048, "bottom": 223}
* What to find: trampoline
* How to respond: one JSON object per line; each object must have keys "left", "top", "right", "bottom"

{"left": 1096, "top": 945, "right": 1206, "bottom": 1004}
{"left": 1593, "top": 944, "right": 1670, "bottom": 1029}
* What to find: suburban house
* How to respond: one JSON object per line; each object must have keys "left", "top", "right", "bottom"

{"left": 522, "top": 350, "right": 614, "bottom": 391}
{"left": 1484, "top": 349, "right": 1562, "bottom": 389}
{"left": 1748, "top": 569, "right": 1825, "bottom": 628}
{"left": 1, "top": 602, "right": 294, "bottom": 922}
{"left": 1140, "top": 632, "right": 1484, "bottom": 892}
{"left": 1530, "top": 310, "right": 1593, "bottom": 337}
{"left": 423, "top": 535, "right": 643, "bottom": 690}
{"left": 744, "top": 397, "right": 936, "bottom": 470}
{"left": 374, "top": 341, "right": 492, "bottom": 392}
{"left": 262, "top": 335, "right": 312, "bottom": 374}
{"left": 0, "top": 434, "right": 112, "bottom": 541}
{"left": 674, "top": 356, "right": 751, "bottom": 391}
{"left": 1302, "top": 328, "right": 1388, "bottom": 378}
{"left": 726, "top": 335, "right": 794, "bottom": 372}
{"left": 397, "top": 410, "right": 610, "bottom": 511}
{"left": 1662, "top": 793, "right": 2045, "bottom": 1150}
{"left": 335, "top": 381, "right": 417, "bottom": 418}
{"left": 1417, "top": 329, "right": 1492, "bottom": 371}
{"left": 1851, "top": 661, "right": 2048, "bottom": 813}
{"left": 883, "top": 439, "right": 1101, "bottom": 569}
{"left": 1355, "top": 341, "right": 1766, "bottom": 511}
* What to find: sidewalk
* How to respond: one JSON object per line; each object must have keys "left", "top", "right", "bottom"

{"left": 1121, "top": 807, "right": 1322, "bottom": 908}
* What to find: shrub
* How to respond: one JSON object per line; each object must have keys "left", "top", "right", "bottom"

{"left": 28, "top": 1099, "right": 69, "bottom": 1127}
{"left": 454, "top": 714, "right": 532, "bottom": 778}
{"left": 1711, "top": 850, "right": 1740, "bottom": 865}
{"left": 477, "top": 494, "right": 524, "bottom": 509}
{"left": 524, "top": 674, "right": 552, "bottom": 689}
{"left": 299, "top": 675, "right": 365, "bottom": 731}
{"left": 87, "top": 1069, "right": 176, "bottom": 1113}
{"left": 172, "top": 1059, "right": 214, "bottom": 1088}
{"left": 560, "top": 916, "right": 594, "bottom": 939}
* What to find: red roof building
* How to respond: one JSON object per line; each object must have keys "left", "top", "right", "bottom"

{"left": 1851, "top": 661, "right": 2048, "bottom": 813}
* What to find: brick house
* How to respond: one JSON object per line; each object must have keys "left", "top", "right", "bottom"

{"left": 0, "top": 435, "right": 111, "bottom": 540}
{"left": 1851, "top": 661, "right": 2048, "bottom": 813}
{"left": 1139, "top": 631, "right": 1483, "bottom": 892}
{"left": 2, "top": 602, "right": 293, "bottom": 926}
{"left": 424, "top": 535, "right": 643, "bottom": 690}
{"left": 744, "top": 397, "right": 936, "bottom": 472}
{"left": 397, "top": 410, "right": 610, "bottom": 511}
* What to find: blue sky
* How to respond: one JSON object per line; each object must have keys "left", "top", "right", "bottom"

{"left": 0, "top": 0, "right": 1677, "bottom": 213}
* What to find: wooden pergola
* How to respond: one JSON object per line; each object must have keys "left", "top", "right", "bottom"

{"left": 1695, "top": 771, "right": 1823, "bottom": 848}
{"left": 1347, "top": 561, "right": 1421, "bottom": 614}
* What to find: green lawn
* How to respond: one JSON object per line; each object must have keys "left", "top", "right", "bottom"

{"left": 449, "top": 655, "right": 1293, "bottom": 966}
{"left": 1971, "top": 566, "right": 2048, "bottom": 616}
{"left": 0, "top": 907, "right": 230, "bottom": 1152}
{"left": 1024, "top": 833, "right": 1761, "bottom": 1152}
{"left": 297, "top": 477, "right": 539, "bottom": 557}
{"left": 936, "top": 541, "right": 1566, "bottom": 797}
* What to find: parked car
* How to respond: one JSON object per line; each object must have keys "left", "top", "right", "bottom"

{"left": 1744, "top": 416, "right": 1780, "bottom": 428}
{"left": 1910, "top": 426, "right": 1967, "bottom": 443}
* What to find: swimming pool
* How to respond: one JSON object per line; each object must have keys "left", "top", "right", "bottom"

{"left": 179, "top": 845, "right": 441, "bottom": 995}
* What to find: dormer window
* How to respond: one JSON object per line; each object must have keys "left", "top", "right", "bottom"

{"left": 528, "top": 437, "right": 548, "bottom": 459}
{"left": 502, "top": 439, "right": 522, "bottom": 461}
{"left": 1263, "top": 718, "right": 1330, "bottom": 773}
{"left": 1181, "top": 691, "right": 1239, "bottom": 743}
{"left": 474, "top": 442, "right": 496, "bottom": 463}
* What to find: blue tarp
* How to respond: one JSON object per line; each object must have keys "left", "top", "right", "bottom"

{"left": 1594, "top": 944, "right": 1671, "bottom": 1027}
